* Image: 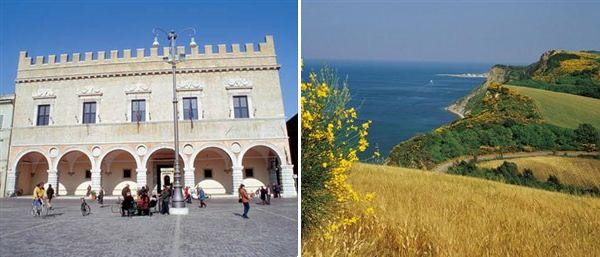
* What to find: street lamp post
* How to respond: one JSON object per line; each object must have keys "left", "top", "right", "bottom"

{"left": 153, "top": 28, "right": 196, "bottom": 215}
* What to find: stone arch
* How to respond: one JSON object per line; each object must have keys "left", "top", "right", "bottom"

{"left": 238, "top": 142, "right": 286, "bottom": 167}
{"left": 54, "top": 147, "right": 94, "bottom": 171}
{"left": 98, "top": 147, "right": 139, "bottom": 196}
{"left": 190, "top": 143, "right": 237, "bottom": 167}
{"left": 98, "top": 146, "right": 141, "bottom": 169}
{"left": 239, "top": 143, "right": 286, "bottom": 193}
{"left": 143, "top": 146, "right": 188, "bottom": 169}
{"left": 192, "top": 144, "right": 236, "bottom": 194}
{"left": 55, "top": 149, "right": 94, "bottom": 195}
{"left": 12, "top": 149, "right": 51, "bottom": 196}
{"left": 11, "top": 149, "right": 52, "bottom": 175}
{"left": 143, "top": 146, "right": 186, "bottom": 194}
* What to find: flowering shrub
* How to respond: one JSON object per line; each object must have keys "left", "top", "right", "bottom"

{"left": 301, "top": 66, "right": 372, "bottom": 233}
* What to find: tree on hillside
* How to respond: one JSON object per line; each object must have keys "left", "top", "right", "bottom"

{"left": 574, "top": 123, "right": 600, "bottom": 145}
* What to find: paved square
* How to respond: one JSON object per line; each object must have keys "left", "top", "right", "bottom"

{"left": 0, "top": 197, "right": 298, "bottom": 257}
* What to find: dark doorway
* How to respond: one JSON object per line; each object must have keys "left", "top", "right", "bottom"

{"left": 156, "top": 164, "right": 173, "bottom": 193}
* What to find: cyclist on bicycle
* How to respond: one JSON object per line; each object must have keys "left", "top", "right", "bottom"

{"left": 32, "top": 182, "right": 46, "bottom": 211}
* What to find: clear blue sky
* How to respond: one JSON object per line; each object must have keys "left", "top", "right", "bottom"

{"left": 0, "top": 0, "right": 298, "bottom": 118}
{"left": 303, "top": 0, "right": 600, "bottom": 64}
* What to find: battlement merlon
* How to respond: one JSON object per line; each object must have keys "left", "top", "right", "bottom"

{"left": 17, "top": 35, "right": 277, "bottom": 71}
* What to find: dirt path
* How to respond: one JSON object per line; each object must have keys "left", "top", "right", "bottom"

{"left": 431, "top": 151, "right": 599, "bottom": 172}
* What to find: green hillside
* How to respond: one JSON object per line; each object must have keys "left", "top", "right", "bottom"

{"left": 506, "top": 85, "right": 600, "bottom": 129}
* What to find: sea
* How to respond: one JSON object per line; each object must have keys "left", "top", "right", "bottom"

{"left": 303, "top": 60, "right": 491, "bottom": 159}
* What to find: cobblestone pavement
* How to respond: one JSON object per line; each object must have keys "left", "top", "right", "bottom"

{"left": 0, "top": 197, "right": 298, "bottom": 257}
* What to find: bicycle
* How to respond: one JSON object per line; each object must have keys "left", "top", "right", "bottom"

{"left": 111, "top": 197, "right": 123, "bottom": 214}
{"left": 31, "top": 199, "right": 48, "bottom": 217}
{"left": 81, "top": 197, "right": 91, "bottom": 216}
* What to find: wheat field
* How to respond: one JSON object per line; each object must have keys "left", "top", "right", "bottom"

{"left": 302, "top": 163, "right": 600, "bottom": 257}
{"left": 478, "top": 156, "right": 600, "bottom": 188}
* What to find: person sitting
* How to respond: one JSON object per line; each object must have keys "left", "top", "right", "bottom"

{"left": 137, "top": 194, "right": 150, "bottom": 216}
{"left": 149, "top": 194, "right": 158, "bottom": 213}
{"left": 121, "top": 191, "right": 135, "bottom": 217}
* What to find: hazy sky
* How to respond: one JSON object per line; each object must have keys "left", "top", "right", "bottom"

{"left": 0, "top": 0, "right": 298, "bottom": 118}
{"left": 302, "top": 0, "right": 600, "bottom": 64}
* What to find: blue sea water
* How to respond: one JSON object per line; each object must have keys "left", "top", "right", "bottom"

{"left": 303, "top": 60, "right": 491, "bottom": 158}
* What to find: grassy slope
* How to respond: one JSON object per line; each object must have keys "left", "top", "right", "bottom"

{"left": 349, "top": 163, "right": 600, "bottom": 257}
{"left": 478, "top": 156, "right": 600, "bottom": 188}
{"left": 506, "top": 85, "right": 600, "bottom": 128}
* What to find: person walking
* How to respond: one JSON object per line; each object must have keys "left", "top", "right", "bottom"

{"left": 97, "top": 186, "right": 105, "bottom": 205}
{"left": 198, "top": 187, "right": 207, "bottom": 208}
{"left": 259, "top": 186, "right": 267, "bottom": 205}
{"left": 238, "top": 184, "right": 252, "bottom": 219}
{"left": 46, "top": 184, "right": 54, "bottom": 209}
{"left": 266, "top": 184, "right": 272, "bottom": 205}
{"left": 86, "top": 185, "right": 92, "bottom": 197}
{"left": 160, "top": 185, "right": 171, "bottom": 215}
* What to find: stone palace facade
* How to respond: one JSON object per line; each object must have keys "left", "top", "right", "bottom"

{"left": 3, "top": 35, "right": 297, "bottom": 198}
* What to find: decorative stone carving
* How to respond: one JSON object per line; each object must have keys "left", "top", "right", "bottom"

{"left": 231, "top": 142, "right": 241, "bottom": 154}
{"left": 183, "top": 144, "right": 194, "bottom": 155}
{"left": 92, "top": 146, "right": 102, "bottom": 157}
{"left": 177, "top": 81, "right": 204, "bottom": 92}
{"left": 125, "top": 83, "right": 151, "bottom": 95}
{"left": 49, "top": 147, "right": 59, "bottom": 158}
{"left": 224, "top": 78, "right": 252, "bottom": 88}
{"left": 33, "top": 88, "right": 56, "bottom": 99}
{"left": 77, "top": 87, "right": 103, "bottom": 97}
{"left": 136, "top": 145, "right": 147, "bottom": 156}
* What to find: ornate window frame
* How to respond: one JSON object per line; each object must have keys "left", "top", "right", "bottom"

{"left": 224, "top": 78, "right": 254, "bottom": 119}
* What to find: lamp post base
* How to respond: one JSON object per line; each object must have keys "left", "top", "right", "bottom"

{"left": 170, "top": 207, "right": 189, "bottom": 215}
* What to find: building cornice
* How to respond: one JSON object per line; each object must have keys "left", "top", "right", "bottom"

{"left": 9, "top": 136, "right": 290, "bottom": 148}
{"left": 15, "top": 64, "right": 280, "bottom": 84}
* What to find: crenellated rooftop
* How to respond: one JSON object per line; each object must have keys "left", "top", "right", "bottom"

{"left": 16, "top": 35, "right": 279, "bottom": 83}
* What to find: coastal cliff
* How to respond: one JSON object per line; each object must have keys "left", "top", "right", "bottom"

{"left": 447, "top": 50, "right": 600, "bottom": 118}
{"left": 446, "top": 65, "right": 511, "bottom": 118}
{"left": 388, "top": 50, "right": 600, "bottom": 170}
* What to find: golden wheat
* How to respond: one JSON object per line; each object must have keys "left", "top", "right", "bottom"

{"left": 478, "top": 156, "right": 600, "bottom": 188}
{"left": 302, "top": 163, "right": 600, "bottom": 257}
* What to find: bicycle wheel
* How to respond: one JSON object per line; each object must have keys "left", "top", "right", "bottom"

{"left": 41, "top": 204, "right": 48, "bottom": 217}
{"left": 81, "top": 203, "right": 91, "bottom": 216}
{"left": 111, "top": 203, "right": 121, "bottom": 213}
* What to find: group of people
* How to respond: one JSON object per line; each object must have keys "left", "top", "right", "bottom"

{"left": 255, "top": 184, "right": 283, "bottom": 205}
{"left": 238, "top": 183, "right": 283, "bottom": 219}
{"left": 27, "top": 181, "right": 284, "bottom": 220}
{"left": 118, "top": 184, "right": 158, "bottom": 216}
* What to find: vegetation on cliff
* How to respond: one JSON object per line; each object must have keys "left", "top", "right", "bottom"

{"left": 499, "top": 50, "right": 600, "bottom": 98}
{"left": 388, "top": 82, "right": 600, "bottom": 169}
{"left": 388, "top": 50, "right": 600, "bottom": 170}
